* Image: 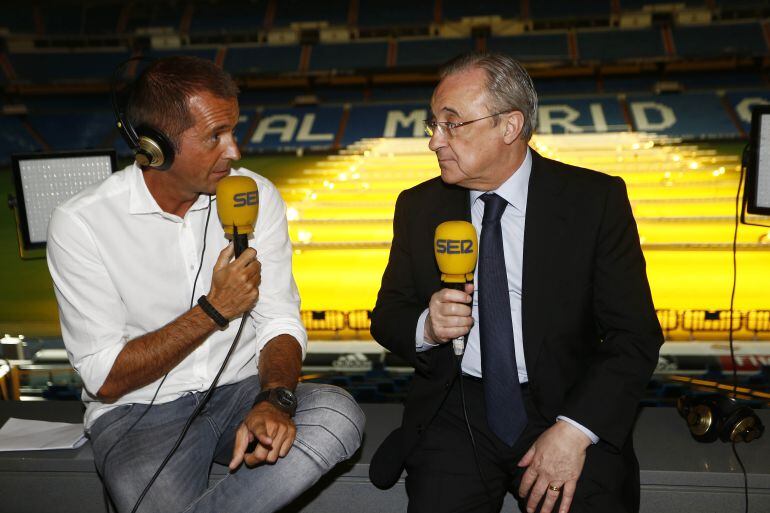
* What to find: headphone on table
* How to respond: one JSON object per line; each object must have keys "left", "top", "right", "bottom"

{"left": 677, "top": 393, "right": 764, "bottom": 443}
{"left": 111, "top": 57, "right": 176, "bottom": 170}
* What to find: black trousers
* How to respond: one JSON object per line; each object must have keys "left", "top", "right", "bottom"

{"left": 404, "top": 375, "right": 640, "bottom": 513}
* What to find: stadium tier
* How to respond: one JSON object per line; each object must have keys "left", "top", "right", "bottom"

{"left": 270, "top": 134, "right": 770, "bottom": 342}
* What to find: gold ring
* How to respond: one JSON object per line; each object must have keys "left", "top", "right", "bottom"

{"left": 548, "top": 485, "right": 561, "bottom": 492}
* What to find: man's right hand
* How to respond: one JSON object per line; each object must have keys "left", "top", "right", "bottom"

{"left": 425, "top": 283, "right": 474, "bottom": 343}
{"left": 207, "top": 244, "right": 261, "bottom": 319}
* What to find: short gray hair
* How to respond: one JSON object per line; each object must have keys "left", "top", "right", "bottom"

{"left": 439, "top": 53, "right": 538, "bottom": 141}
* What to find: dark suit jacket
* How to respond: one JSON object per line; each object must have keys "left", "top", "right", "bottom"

{"left": 369, "top": 149, "right": 664, "bottom": 488}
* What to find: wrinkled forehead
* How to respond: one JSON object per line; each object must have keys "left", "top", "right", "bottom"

{"left": 431, "top": 69, "right": 490, "bottom": 118}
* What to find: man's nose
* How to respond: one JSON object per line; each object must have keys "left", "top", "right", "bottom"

{"left": 224, "top": 133, "right": 241, "bottom": 161}
{"left": 428, "top": 127, "right": 446, "bottom": 152}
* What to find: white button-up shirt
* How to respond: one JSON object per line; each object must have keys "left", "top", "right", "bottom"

{"left": 47, "top": 164, "right": 307, "bottom": 428}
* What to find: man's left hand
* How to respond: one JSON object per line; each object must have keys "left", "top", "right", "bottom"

{"left": 229, "top": 401, "right": 296, "bottom": 470}
{"left": 517, "top": 420, "right": 592, "bottom": 513}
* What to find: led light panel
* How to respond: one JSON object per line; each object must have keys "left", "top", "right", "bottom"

{"left": 12, "top": 150, "right": 116, "bottom": 252}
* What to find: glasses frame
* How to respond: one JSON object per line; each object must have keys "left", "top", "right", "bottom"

{"left": 424, "top": 111, "right": 511, "bottom": 138}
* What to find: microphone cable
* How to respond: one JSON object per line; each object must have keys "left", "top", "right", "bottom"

{"left": 448, "top": 286, "right": 495, "bottom": 513}
{"left": 96, "top": 196, "right": 221, "bottom": 512}
{"left": 129, "top": 193, "right": 257, "bottom": 513}
{"left": 454, "top": 353, "right": 496, "bottom": 513}
{"left": 728, "top": 144, "right": 751, "bottom": 513}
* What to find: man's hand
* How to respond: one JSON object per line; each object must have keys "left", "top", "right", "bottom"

{"left": 425, "top": 283, "right": 474, "bottom": 343}
{"left": 207, "top": 244, "right": 261, "bottom": 319}
{"left": 229, "top": 401, "right": 296, "bottom": 470}
{"left": 517, "top": 420, "right": 592, "bottom": 513}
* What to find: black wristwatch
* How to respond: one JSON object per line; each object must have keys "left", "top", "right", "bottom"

{"left": 253, "top": 387, "right": 297, "bottom": 417}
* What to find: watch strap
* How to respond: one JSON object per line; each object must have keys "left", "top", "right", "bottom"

{"left": 197, "top": 295, "right": 228, "bottom": 329}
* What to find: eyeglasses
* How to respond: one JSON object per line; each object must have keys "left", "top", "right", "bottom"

{"left": 423, "top": 111, "right": 510, "bottom": 138}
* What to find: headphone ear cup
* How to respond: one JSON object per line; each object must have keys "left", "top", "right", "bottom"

{"left": 135, "top": 125, "right": 175, "bottom": 171}
{"left": 722, "top": 406, "right": 765, "bottom": 443}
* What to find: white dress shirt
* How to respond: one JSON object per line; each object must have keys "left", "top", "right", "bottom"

{"left": 47, "top": 163, "right": 307, "bottom": 429}
{"left": 415, "top": 149, "right": 598, "bottom": 443}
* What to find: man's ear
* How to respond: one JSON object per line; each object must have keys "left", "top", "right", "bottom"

{"left": 503, "top": 111, "right": 525, "bottom": 144}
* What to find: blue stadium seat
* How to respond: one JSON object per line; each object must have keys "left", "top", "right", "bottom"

{"left": 487, "top": 33, "right": 570, "bottom": 62}
{"left": 620, "top": 0, "right": 706, "bottom": 8}
{"left": 223, "top": 45, "right": 302, "bottom": 75}
{"left": 577, "top": 28, "right": 665, "bottom": 61}
{"left": 189, "top": 1, "right": 267, "bottom": 34}
{"left": 530, "top": 0, "right": 611, "bottom": 20}
{"left": 238, "top": 89, "right": 301, "bottom": 107}
{"left": 273, "top": 0, "right": 349, "bottom": 26}
{"left": 2, "top": 5, "right": 35, "bottom": 33}
{"left": 0, "top": 117, "right": 42, "bottom": 165}
{"left": 534, "top": 77, "right": 598, "bottom": 95}
{"left": 626, "top": 92, "right": 738, "bottom": 138}
{"left": 26, "top": 112, "right": 116, "bottom": 151}
{"left": 22, "top": 94, "right": 111, "bottom": 113}
{"left": 601, "top": 76, "right": 659, "bottom": 93}
{"left": 83, "top": 3, "right": 123, "bottom": 34}
{"left": 357, "top": 0, "right": 434, "bottom": 27}
{"left": 370, "top": 85, "right": 434, "bottom": 102}
{"left": 8, "top": 50, "right": 131, "bottom": 83}
{"left": 309, "top": 41, "right": 389, "bottom": 72}
{"left": 396, "top": 38, "right": 474, "bottom": 67}
{"left": 315, "top": 86, "right": 366, "bottom": 103}
{"left": 42, "top": 4, "right": 84, "bottom": 35}
{"left": 672, "top": 22, "right": 768, "bottom": 59}
{"left": 442, "top": 0, "right": 521, "bottom": 21}
{"left": 143, "top": 48, "right": 218, "bottom": 62}
{"left": 667, "top": 70, "right": 763, "bottom": 90}
{"left": 124, "top": 3, "right": 182, "bottom": 33}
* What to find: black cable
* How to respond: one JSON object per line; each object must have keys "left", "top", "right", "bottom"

{"left": 729, "top": 148, "right": 745, "bottom": 398}
{"left": 129, "top": 195, "right": 254, "bottom": 512}
{"left": 730, "top": 147, "right": 750, "bottom": 513}
{"left": 131, "top": 312, "right": 249, "bottom": 513}
{"left": 731, "top": 440, "right": 749, "bottom": 513}
{"left": 455, "top": 356, "right": 495, "bottom": 513}
{"left": 98, "top": 197, "right": 212, "bottom": 510}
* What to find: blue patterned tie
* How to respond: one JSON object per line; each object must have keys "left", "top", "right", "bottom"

{"left": 479, "top": 193, "right": 527, "bottom": 447}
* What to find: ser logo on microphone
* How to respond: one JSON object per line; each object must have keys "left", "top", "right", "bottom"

{"left": 435, "top": 239, "right": 474, "bottom": 254}
{"left": 233, "top": 190, "right": 258, "bottom": 207}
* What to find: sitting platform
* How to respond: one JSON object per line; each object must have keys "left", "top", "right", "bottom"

{"left": 1, "top": 402, "right": 769, "bottom": 512}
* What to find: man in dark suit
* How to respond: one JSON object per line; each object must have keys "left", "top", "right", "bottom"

{"left": 369, "top": 53, "right": 663, "bottom": 513}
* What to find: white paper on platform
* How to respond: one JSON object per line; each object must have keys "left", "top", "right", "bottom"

{"left": 0, "top": 418, "right": 86, "bottom": 451}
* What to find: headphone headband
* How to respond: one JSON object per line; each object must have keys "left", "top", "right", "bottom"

{"left": 111, "top": 57, "right": 175, "bottom": 171}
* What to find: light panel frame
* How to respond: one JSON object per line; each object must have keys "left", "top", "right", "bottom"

{"left": 11, "top": 149, "right": 117, "bottom": 255}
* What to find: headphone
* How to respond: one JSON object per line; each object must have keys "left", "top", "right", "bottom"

{"left": 111, "top": 58, "right": 176, "bottom": 171}
{"left": 677, "top": 393, "right": 764, "bottom": 443}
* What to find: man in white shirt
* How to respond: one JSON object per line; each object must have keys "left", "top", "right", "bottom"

{"left": 47, "top": 56, "right": 364, "bottom": 513}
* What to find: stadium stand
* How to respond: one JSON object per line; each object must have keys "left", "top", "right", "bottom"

{"left": 487, "top": 33, "right": 571, "bottom": 62}
{"left": 1, "top": 0, "right": 769, "bottom": 392}
{"left": 273, "top": 0, "right": 350, "bottom": 26}
{"left": 223, "top": 44, "right": 302, "bottom": 75}
{"left": 577, "top": 27, "right": 665, "bottom": 62}
{"left": 309, "top": 41, "right": 390, "bottom": 72}
{"left": 189, "top": 1, "right": 268, "bottom": 35}
{"left": 7, "top": 50, "right": 132, "bottom": 84}
{"left": 357, "top": 0, "right": 435, "bottom": 28}
{"left": 672, "top": 21, "right": 768, "bottom": 59}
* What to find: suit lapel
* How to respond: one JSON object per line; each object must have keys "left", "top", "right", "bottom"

{"left": 521, "top": 150, "right": 569, "bottom": 377}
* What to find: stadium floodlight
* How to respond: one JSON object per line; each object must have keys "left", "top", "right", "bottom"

{"left": 746, "top": 105, "right": 770, "bottom": 216}
{"left": 8, "top": 149, "right": 116, "bottom": 258}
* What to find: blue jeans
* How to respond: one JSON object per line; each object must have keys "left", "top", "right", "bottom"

{"left": 89, "top": 377, "right": 365, "bottom": 513}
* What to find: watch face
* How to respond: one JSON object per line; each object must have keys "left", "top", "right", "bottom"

{"left": 275, "top": 388, "right": 296, "bottom": 408}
